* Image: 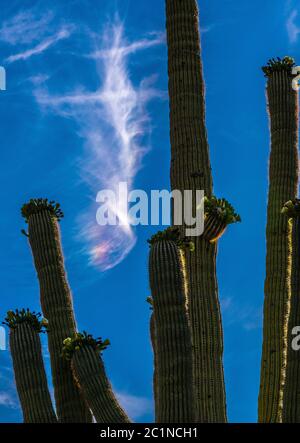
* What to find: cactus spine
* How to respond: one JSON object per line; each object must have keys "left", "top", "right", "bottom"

{"left": 5, "top": 310, "right": 57, "bottom": 423}
{"left": 63, "top": 334, "right": 130, "bottom": 423}
{"left": 282, "top": 200, "right": 300, "bottom": 422}
{"left": 259, "top": 58, "right": 299, "bottom": 422}
{"left": 165, "top": 0, "right": 226, "bottom": 421}
{"left": 148, "top": 229, "right": 195, "bottom": 423}
{"left": 21, "top": 199, "right": 91, "bottom": 423}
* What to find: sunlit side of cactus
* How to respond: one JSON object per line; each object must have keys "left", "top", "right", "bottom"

{"left": 281, "top": 200, "right": 300, "bottom": 422}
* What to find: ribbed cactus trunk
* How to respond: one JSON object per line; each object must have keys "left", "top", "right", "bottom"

{"left": 165, "top": 0, "right": 227, "bottom": 422}
{"left": 71, "top": 346, "right": 130, "bottom": 423}
{"left": 27, "top": 211, "right": 91, "bottom": 422}
{"left": 283, "top": 216, "right": 300, "bottom": 422}
{"left": 259, "top": 68, "right": 299, "bottom": 422}
{"left": 10, "top": 323, "right": 57, "bottom": 423}
{"left": 149, "top": 239, "right": 195, "bottom": 423}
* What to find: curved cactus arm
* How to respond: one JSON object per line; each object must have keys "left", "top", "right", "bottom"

{"left": 282, "top": 200, "right": 300, "bottom": 422}
{"left": 63, "top": 334, "right": 130, "bottom": 423}
{"left": 148, "top": 230, "right": 195, "bottom": 423}
{"left": 4, "top": 310, "right": 57, "bottom": 423}
{"left": 165, "top": 0, "right": 227, "bottom": 422}
{"left": 259, "top": 58, "right": 299, "bottom": 423}
{"left": 21, "top": 199, "right": 92, "bottom": 423}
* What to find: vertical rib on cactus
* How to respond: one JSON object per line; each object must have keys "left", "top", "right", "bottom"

{"left": 148, "top": 229, "right": 195, "bottom": 423}
{"left": 149, "top": 311, "right": 159, "bottom": 422}
{"left": 62, "top": 333, "right": 130, "bottom": 423}
{"left": 21, "top": 199, "right": 91, "bottom": 423}
{"left": 282, "top": 200, "right": 300, "bottom": 422}
{"left": 4, "top": 310, "right": 57, "bottom": 423}
{"left": 259, "top": 57, "right": 299, "bottom": 423}
{"left": 165, "top": 0, "right": 227, "bottom": 422}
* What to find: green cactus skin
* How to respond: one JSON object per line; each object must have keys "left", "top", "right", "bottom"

{"left": 150, "top": 312, "right": 159, "bottom": 422}
{"left": 282, "top": 203, "right": 300, "bottom": 422}
{"left": 9, "top": 322, "right": 57, "bottom": 423}
{"left": 23, "top": 206, "right": 92, "bottom": 423}
{"left": 258, "top": 60, "right": 299, "bottom": 422}
{"left": 149, "top": 238, "right": 195, "bottom": 423}
{"left": 165, "top": 0, "right": 227, "bottom": 422}
{"left": 71, "top": 345, "right": 130, "bottom": 423}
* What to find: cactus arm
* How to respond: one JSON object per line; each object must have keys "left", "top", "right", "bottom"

{"left": 148, "top": 231, "right": 195, "bottom": 423}
{"left": 7, "top": 318, "right": 57, "bottom": 423}
{"left": 70, "top": 345, "right": 130, "bottom": 423}
{"left": 165, "top": 0, "right": 227, "bottom": 422}
{"left": 21, "top": 200, "right": 92, "bottom": 422}
{"left": 259, "top": 58, "right": 299, "bottom": 422}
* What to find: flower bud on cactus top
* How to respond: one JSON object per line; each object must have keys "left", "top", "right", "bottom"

{"left": 62, "top": 331, "right": 110, "bottom": 361}
{"left": 21, "top": 198, "right": 64, "bottom": 223}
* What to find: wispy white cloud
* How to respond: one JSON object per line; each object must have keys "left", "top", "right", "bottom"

{"left": 26, "top": 74, "right": 50, "bottom": 86}
{"left": 116, "top": 391, "right": 153, "bottom": 420}
{"left": 88, "top": 31, "right": 165, "bottom": 59}
{"left": 286, "top": 9, "right": 300, "bottom": 43}
{"left": 35, "top": 19, "right": 164, "bottom": 270}
{"left": 0, "top": 10, "right": 54, "bottom": 45}
{"left": 6, "top": 26, "right": 73, "bottom": 63}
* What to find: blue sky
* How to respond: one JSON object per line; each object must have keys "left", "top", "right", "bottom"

{"left": 0, "top": 0, "right": 299, "bottom": 423}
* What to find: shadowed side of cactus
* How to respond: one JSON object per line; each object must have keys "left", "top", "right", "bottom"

{"left": 148, "top": 228, "right": 195, "bottom": 423}
{"left": 4, "top": 309, "right": 57, "bottom": 423}
{"left": 259, "top": 57, "right": 299, "bottom": 423}
{"left": 165, "top": 0, "right": 227, "bottom": 421}
{"left": 282, "top": 200, "right": 300, "bottom": 422}
{"left": 63, "top": 332, "right": 130, "bottom": 423}
{"left": 21, "top": 199, "right": 92, "bottom": 423}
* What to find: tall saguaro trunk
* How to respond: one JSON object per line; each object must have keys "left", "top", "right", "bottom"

{"left": 24, "top": 205, "right": 92, "bottom": 423}
{"left": 149, "top": 236, "right": 195, "bottom": 423}
{"left": 165, "top": 0, "right": 227, "bottom": 422}
{"left": 10, "top": 323, "right": 57, "bottom": 423}
{"left": 259, "top": 59, "right": 299, "bottom": 423}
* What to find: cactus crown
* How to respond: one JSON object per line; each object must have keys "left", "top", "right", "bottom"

{"left": 3, "top": 309, "right": 48, "bottom": 333}
{"left": 62, "top": 331, "right": 110, "bottom": 361}
{"left": 205, "top": 196, "right": 241, "bottom": 225}
{"left": 262, "top": 56, "right": 295, "bottom": 78}
{"left": 21, "top": 198, "right": 64, "bottom": 223}
{"left": 281, "top": 199, "right": 300, "bottom": 218}
{"left": 147, "top": 227, "right": 195, "bottom": 251}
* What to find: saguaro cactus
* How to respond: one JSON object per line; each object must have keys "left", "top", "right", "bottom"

{"left": 62, "top": 332, "right": 130, "bottom": 423}
{"left": 281, "top": 200, "right": 300, "bottom": 422}
{"left": 259, "top": 57, "right": 299, "bottom": 423}
{"left": 21, "top": 199, "right": 91, "bottom": 423}
{"left": 148, "top": 228, "right": 195, "bottom": 423}
{"left": 165, "top": 0, "right": 227, "bottom": 421}
{"left": 4, "top": 309, "right": 57, "bottom": 423}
